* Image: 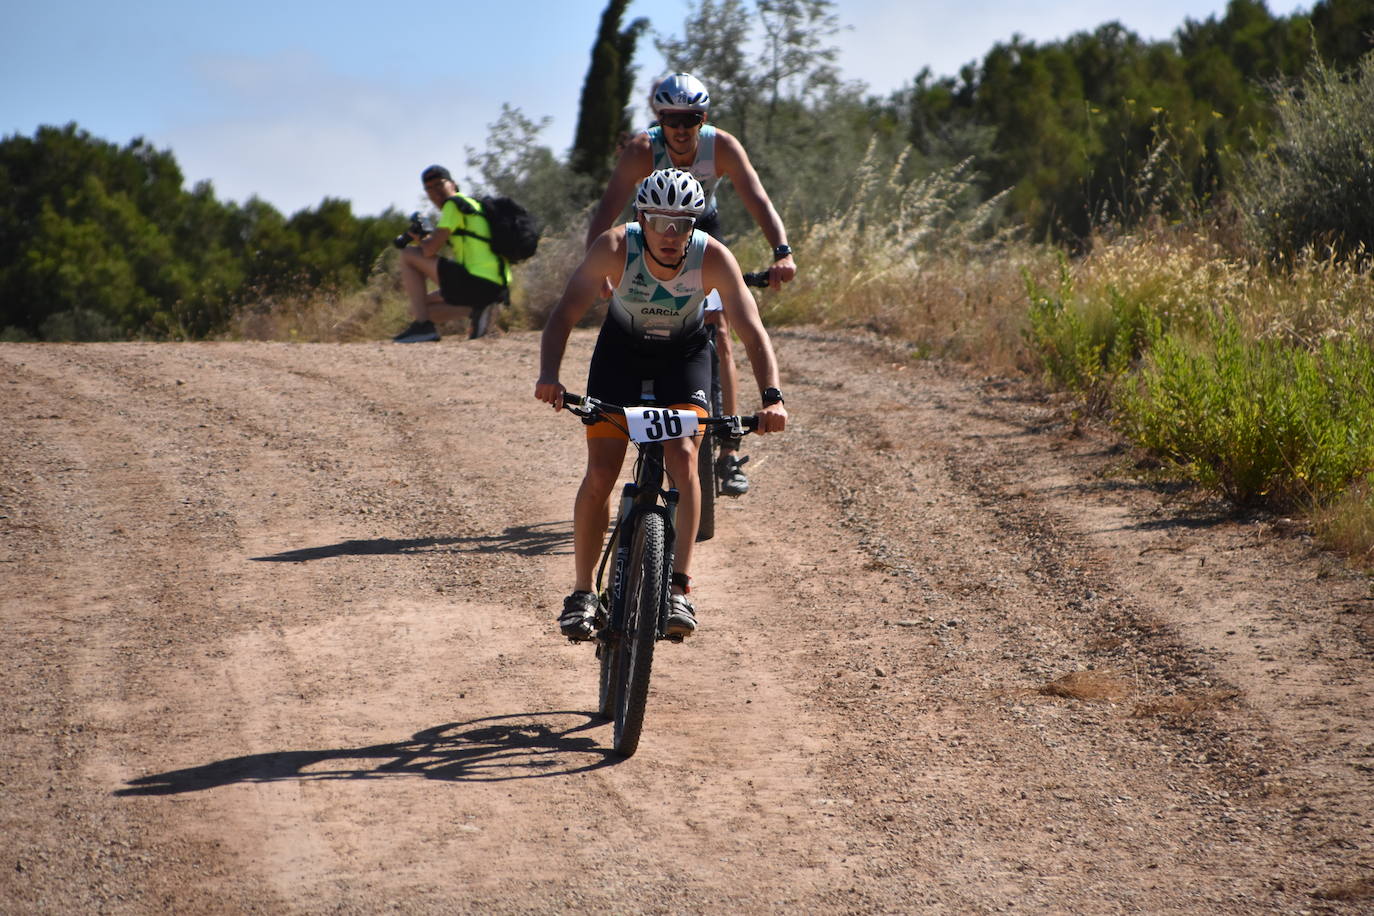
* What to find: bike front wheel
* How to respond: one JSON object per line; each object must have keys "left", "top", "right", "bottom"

{"left": 612, "top": 511, "right": 667, "bottom": 757}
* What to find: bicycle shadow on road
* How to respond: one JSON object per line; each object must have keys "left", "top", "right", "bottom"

{"left": 113, "top": 712, "right": 614, "bottom": 796}
{"left": 249, "top": 521, "right": 573, "bottom": 563}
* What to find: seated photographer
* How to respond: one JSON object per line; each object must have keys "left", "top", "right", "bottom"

{"left": 393, "top": 164, "right": 510, "bottom": 343}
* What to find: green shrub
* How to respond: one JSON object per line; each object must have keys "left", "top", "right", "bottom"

{"left": 1118, "top": 311, "right": 1374, "bottom": 509}
{"left": 1024, "top": 259, "right": 1159, "bottom": 410}
{"left": 39, "top": 307, "right": 124, "bottom": 342}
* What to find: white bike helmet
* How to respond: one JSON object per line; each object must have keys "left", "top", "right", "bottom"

{"left": 651, "top": 73, "right": 711, "bottom": 114}
{"left": 635, "top": 168, "right": 707, "bottom": 216}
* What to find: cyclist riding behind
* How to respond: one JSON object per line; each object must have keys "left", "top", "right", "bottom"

{"left": 586, "top": 73, "right": 796, "bottom": 497}
{"left": 537, "top": 169, "right": 788, "bottom": 641}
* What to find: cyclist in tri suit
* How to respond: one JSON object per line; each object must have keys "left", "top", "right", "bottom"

{"left": 586, "top": 73, "right": 796, "bottom": 497}
{"left": 538, "top": 169, "right": 788, "bottom": 641}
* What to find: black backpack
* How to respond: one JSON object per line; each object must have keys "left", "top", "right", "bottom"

{"left": 449, "top": 194, "right": 541, "bottom": 264}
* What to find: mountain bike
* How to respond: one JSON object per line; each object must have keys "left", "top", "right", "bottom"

{"left": 695, "top": 269, "right": 771, "bottom": 542}
{"left": 561, "top": 392, "right": 757, "bottom": 757}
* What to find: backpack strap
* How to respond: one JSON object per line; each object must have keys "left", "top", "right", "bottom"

{"left": 444, "top": 195, "right": 510, "bottom": 283}
{"left": 445, "top": 194, "right": 492, "bottom": 243}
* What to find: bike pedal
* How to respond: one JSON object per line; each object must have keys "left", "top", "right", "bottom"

{"left": 663, "top": 633, "right": 685, "bottom": 644}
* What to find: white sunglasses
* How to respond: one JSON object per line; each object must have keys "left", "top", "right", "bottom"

{"left": 641, "top": 213, "right": 697, "bottom": 235}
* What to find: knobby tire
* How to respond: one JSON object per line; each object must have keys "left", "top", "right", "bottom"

{"left": 596, "top": 625, "right": 618, "bottom": 721}
{"left": 596, "top": 528, "right": 622, "bottom": 720}
{"left": 696, "top": 428, "right": 717, "bottom": 542}
{"left": 612, "top": 511, "right": 666, "bottom": 757}
{"left": 696, "top": 326, "right": 724, "bottom": 542}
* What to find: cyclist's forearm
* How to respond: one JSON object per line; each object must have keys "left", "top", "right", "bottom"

{"left": 741, "top": 337, "right": 780, "bottom": 397}
{"left": 737, "top": 187, "right": 787, "bottom": 249}
{"left": 753, "top": 210, "right": 788, "bottom": 251}
{"left": 538, "top": 312, "right": 576, "bottom": 383}
{"left": 538, "top": 329, "right": 569, "bottom": 384}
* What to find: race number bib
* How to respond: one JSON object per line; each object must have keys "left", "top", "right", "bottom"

{"left": 624, "top": 407, "right": 699, "bottom": 444}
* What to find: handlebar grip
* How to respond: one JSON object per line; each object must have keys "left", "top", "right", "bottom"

{"left": 742, "top": 270, "right": 770, "bottom": 288}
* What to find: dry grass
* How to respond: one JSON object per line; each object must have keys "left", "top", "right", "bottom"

{"left": 1037, "top": 669, "right": 1132, "bottom": 702}
{"left": 1310, "top": 478, "right": 1374, "bottom": 565}
{"left": 1066, "top": 225, "right": 1374, "bottom": 347}
{"left": 229, "top": 251, "right": 408, "bottom": 343}
{"left": 513, "top": 203, "right": 604, "bottom": 331}
{"left": 741, "top": 148, "right": 1060, "bottom": 374}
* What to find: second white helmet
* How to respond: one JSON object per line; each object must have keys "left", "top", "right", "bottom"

{"left": 651, "top": 73, "right": 711, "bottom": 114}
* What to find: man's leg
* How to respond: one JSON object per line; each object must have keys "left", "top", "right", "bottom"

{"left": 561, "top": 435, "right": 628, "bottom": 640}
{"left": 663, "top": 435, "right": 701, "bottom": 637}
{"left": 394, "top": 248, "right": 442, "bottom": 342}
{"left": 572, "top": 437, "right": 629, "bottom": 592}
{"left": 663, "top": 435, "right": 700, "bottom": 580}
{"left": 399, "top": 248, "right": 440, "bottom": 319}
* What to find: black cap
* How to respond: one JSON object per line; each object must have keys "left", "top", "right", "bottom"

{"left": 421, "top": 164, "right": 452, "bottom": 183}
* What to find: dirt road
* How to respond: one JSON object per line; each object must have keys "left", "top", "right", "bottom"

{"left": 3, "top": 329, "right": 1372, "bottom": 914}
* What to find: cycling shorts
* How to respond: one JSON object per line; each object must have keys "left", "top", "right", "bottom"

{"left": 584, "top": 319, "right": 711, "bottom": 440}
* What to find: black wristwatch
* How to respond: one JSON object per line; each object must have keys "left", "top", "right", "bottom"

{"left": 772, "top": 244, "right": 793, "bottom": 261}
{"left": 761, "top": 386, "right": 785, "bottom": 406}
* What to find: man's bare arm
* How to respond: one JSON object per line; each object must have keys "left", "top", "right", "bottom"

{"left": 585, "top": 138, "right": 653, "bottom": 249}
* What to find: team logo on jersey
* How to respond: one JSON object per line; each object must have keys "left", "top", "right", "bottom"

{"left": 649, "top": 285, "right": 692, "bottom": 312}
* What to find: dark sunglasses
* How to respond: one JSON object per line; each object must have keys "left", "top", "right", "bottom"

{"left": 660, "top": 111, "right": 705, "bottom": 129}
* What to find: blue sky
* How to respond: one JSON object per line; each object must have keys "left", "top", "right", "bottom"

{"left": 4, "top": 0, "right": 1306, "bottom": 218}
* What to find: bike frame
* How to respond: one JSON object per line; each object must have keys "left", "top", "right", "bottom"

{"left": 603, "top": 436, "right": 677, "bottom": 639}
{"left": 561, "top": 393, "right": 754, "bottom": 756}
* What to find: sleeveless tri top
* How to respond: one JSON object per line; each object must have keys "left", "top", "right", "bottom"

{"left": 647, "top": 124, "right": 721, "bottom": 215}
{"left": 608, "top": 224, "right": 710, "bottom": 344}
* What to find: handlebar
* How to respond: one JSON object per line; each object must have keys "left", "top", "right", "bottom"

{"left": 742, "top": 270, "right": 770, "bottom": 288}
{"left": 562, "top": 393, "right": 759, "bottom": 434}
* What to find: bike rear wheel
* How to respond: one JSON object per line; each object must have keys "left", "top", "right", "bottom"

{"left": 612, "top": 511, "right": 666, "bottom": 757}
{"left": 596, "top": 623, "right": 618, "bottom": 720}
{"left": 695, "top": 428, "right": 717, "bottom": 542}
{"left": 695, "top": 326, "right": 723, "bottom": 542}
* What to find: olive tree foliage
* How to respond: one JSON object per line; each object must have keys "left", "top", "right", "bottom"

{"left": 654, "top": 0, "right": 758, "bottom": 134}
{"left": 651, "top": 0, "right": 916, "bottom": 235}
{"left": 1240, "top": 50, "right": 1374, "bottom": 260}
{"left": 654, "top": 0, "right": 843, "bottom": 148}
{"left": 465, "top": 104, "right": 597, "bottom": 232}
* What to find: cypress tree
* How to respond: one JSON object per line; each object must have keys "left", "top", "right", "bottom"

{"left": 570, "top": 0, "right": 648, "bottom": 184}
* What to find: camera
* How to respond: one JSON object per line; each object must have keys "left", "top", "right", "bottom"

{"left": 392, "top": 211, "right": 427, "bottom": 249}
